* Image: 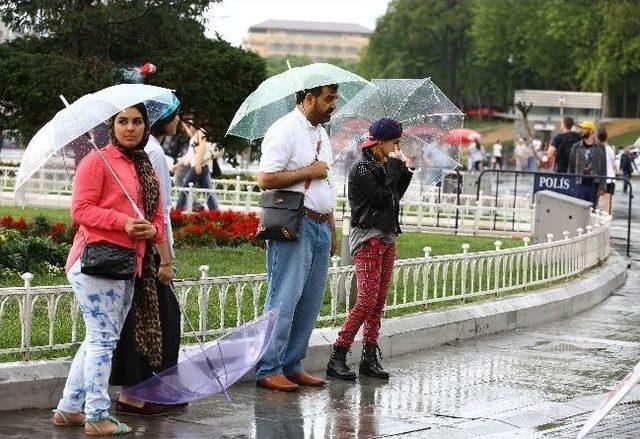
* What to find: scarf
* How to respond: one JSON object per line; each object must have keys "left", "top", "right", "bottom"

{"left": 109, "top": 127, "right": 163, "bottom": 368}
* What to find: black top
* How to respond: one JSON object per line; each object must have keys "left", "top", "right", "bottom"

{"left": 620, "top": 153, "right": 637, "bottom": 175}
{"left": 552, "top": 131, "right": 582, "bottom": 173}
{"left": 348, "top": 151, "right": 413, "bottom": 234}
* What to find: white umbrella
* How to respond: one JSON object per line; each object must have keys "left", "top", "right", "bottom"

{"left": 14, "top": 84, "right": 176, "bottom": 213}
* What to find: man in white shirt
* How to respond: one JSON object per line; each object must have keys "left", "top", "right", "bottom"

{"left": 492, "top": 140, "right": 503, "bottom": 169}
{"left": 597, "top": 128, "right": 616, "bottom": 214}
{"left": 254, "top": 83, "right": 338, "bottom": 391}
{"left": 514, "top": 138, "right": 531, "bottom": 171}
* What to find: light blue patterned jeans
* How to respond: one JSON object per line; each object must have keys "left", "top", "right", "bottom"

{"left": 57, "top": 260, "right": 134, "bottom": 420}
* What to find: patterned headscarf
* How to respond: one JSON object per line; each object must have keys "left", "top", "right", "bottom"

{"left": 109, "top": 103, "right": 163, "bottom": 368}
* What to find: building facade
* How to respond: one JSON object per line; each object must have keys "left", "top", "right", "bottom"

{"left": 513, "top": 90, "right": 603, "bottom": 140}
{"left": 244, "top": 20, "right": 372, "bottom": 63}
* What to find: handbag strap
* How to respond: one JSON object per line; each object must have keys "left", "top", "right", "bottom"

{"left": 304, "top": 138, "right": 323, "bottom": 192}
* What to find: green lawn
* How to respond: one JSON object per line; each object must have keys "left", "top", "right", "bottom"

{"left": 609, "top": 131, "right": 639, "bottom": 147}
{"left": 1, "top": 205, "right": 72, "bottom": 224}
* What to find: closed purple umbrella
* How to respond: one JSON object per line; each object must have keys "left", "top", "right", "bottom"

{"left": 123, "top": 309, "right": 278, "bottom": 405}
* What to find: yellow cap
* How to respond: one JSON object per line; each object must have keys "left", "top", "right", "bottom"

{"left": 577, "top": 120, "right": 596, "bottom": 131}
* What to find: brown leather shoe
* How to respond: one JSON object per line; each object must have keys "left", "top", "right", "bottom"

{"left": 286, "top": 371, "right": 327, "bottom": 387}
{"left": 256, "top": 374, "right": 299, "bottom": 392}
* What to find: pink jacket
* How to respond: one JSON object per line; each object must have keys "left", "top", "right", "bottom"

{"left": 66, "top": 144, "right": 166, "bottom": 275}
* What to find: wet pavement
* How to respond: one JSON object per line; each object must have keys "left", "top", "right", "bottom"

{"left": 1, "top": 190, "right": 638, "bottom": 438}
{"left": 2, "top": 268, "right": 638, "bottom": 437}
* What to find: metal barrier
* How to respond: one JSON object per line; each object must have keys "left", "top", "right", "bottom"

{"left": 1, "top": 165, "right": 534, "bottom": 235}
{"left": 475, "top": 169, "right": 633, "bottom": 257}
{"left": 0, "top": 211, "right": 611, "bottom": 359}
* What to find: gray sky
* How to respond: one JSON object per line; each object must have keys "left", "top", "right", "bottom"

{"left": 204, "top": 0, "right": 392, "bottom": 46}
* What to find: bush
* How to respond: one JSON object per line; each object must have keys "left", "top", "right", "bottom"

{"left": 0, "top": 229, "right": 69, "bottom": 274}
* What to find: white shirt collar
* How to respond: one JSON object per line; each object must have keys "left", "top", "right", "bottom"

{"left": 293, "top": 106, "right": 318, "bottom": 130}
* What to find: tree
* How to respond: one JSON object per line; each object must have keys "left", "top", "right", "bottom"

{"left": 0, "top": 38, "right": 117, "bottom": 141}
{"left": 0, "top": 1, "right": 267, "bottom": 158}
{"left": 577, "top": 0, "right": 640, "bottom": 116}
{"left": 264, "top": 54, "right": 361, "bottom": 78}
{"left": 151, "top": 38, "right": 266, "bottom": 159}
{"left": 359, "top": 0, "right": 472, "bottom": 104}
{"left": 470, "top": 0, "right": 600, "bottom": 108}
{"left": 264, "top": 54, "right": 313, "bottom": 77}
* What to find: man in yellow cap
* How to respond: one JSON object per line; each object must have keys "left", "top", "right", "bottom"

{"left": 568, "top": 120, "right": 607, "bottom": 205}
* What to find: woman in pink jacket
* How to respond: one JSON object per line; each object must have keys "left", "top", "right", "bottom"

{"left": 52, "top": 103, "right": 172, "bottom": 436}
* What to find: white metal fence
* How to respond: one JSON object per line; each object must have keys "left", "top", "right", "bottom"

{"left": 1, "top": 165, "right": 533, "bottom": 234}
{"left": 0, "top": 211, "right": 611, "bottom": 359}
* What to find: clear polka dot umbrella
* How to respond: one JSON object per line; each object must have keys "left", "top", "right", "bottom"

{"left": 226, "top": 62, "right": 370, "bottom": 141}
{"left": 13, "top": 84, "right": 177, "bottom": 208}
{"left": 329, "top": 78, "right": 464, "bottom": 201}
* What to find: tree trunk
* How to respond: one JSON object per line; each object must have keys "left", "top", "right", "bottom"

{"left": 601, "top": 83, "right": 610, "bottom": 118}
{"left": 622, "top": 73, "right": 628, "bottom": 118}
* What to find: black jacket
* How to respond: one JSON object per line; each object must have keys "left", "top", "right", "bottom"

{"left": 348, "top": 152, "right": 413, "bottom": 234}
{"left": 620, "top": 153, "right": 637, "bottom": 175}
{"left": 568, "top": 140, "right": 607, "bottom": 188}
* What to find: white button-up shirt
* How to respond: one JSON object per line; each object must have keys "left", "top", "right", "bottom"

{"left": 258, "top": 107, "right": 335, "bottom": 214}
{"left": 145, "top": 136, "right": 174, "bottom": 257}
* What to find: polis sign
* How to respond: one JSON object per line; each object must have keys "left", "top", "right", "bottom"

{"left": 533, "top": 174, "right": 576, "bottom": 196}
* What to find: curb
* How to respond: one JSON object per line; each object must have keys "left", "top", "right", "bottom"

{"left": 0, "top": 253, "right": 628, "bottom": 411}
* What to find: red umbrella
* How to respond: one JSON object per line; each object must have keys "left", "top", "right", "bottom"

{"left": 444, "top": 128, "right": 481, "bottom": 146}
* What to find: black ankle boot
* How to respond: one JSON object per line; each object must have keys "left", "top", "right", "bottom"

{"left": 359, "top": 343, "right": 389, "bottom": 379}
{"left": 326, "top": 345, "right": 357, "bottom": 381}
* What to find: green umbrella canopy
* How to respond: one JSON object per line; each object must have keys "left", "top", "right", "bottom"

{"left": 226, "top": 63, "right": 370, "bottom": 141}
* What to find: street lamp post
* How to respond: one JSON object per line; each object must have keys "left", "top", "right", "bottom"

{"left": 558, "top": 97, "right": 566, "bottom": 120}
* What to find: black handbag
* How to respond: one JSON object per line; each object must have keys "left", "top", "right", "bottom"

{"left": 256, "top": 190, "right": 306, "bottom": 241}
{"left": 255, "top": 139, "right": 322, "bottom": 241}
{"left": 81, "top": 242, "right": 135, "bottom": 280}
{"left": 210, "top": 158, "right": 222, "bottom": 178}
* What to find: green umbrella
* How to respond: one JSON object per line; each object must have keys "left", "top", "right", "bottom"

{"left": 226, "top": 63, "right": 370, "bottom": 141}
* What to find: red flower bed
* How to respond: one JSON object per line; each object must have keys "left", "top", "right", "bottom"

{"left": 1, "top": 214, "right": 72, "bottom": 243}
{"left": 1, "top": 215, "right": 26, "bottom": 230}
{"left": 1, "top": 210, "right": 260, "bottom": 248}
{"left": 171, "top": 209, "right": 259, "bottom": 247}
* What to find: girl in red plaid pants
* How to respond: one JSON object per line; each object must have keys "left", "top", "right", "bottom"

{"left": 327, "top": 118, "right": 413, "bottom": 381}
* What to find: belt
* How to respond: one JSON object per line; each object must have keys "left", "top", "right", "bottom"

{"left": 304, "top": 208, "right": 330, "bottom": 223}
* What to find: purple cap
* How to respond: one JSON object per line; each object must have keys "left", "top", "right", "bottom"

{"left": 361, "top": 118, "right": 403, "bottom": 149}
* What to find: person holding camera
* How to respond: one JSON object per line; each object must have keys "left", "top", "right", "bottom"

{"left": 568, "top": 120, "right": 607, "bottom": 205}
{"left": 175, "top": 117, "right": 220, "bottom": 211}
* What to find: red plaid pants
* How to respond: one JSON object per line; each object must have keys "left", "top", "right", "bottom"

{"left": 335, "top": 237, "right": 396, "bottom": 347}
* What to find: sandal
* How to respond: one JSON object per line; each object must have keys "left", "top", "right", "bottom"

{"left": 85, "top": 414, "right": 132, "bottom": 436}
{"left": 52, "top": 409, "right": 85, "bottom": 426}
